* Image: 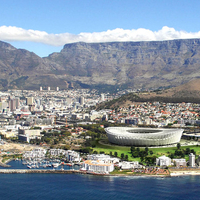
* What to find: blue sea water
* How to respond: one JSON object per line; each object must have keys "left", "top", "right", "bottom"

{"left": 0, "top": 161, "right": 200, "bottom": 200}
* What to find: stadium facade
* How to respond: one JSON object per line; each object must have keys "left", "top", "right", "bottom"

{"left": 105, "top": 127, "right": 184, "bottom": 146}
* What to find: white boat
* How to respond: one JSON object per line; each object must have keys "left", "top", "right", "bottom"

{"left": 52, "top": 163, "right": 60, "bottom": 168}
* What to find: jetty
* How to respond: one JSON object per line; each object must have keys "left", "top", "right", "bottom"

{"left": 0, "top": 169, "right": 86, "bottom": 174}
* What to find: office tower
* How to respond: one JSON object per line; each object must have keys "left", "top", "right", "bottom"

{"left": 26, "top": 97, "right": 34, "bottom": 106}
{"left": 79, "top": 96, "right": 84, "bottom": 105}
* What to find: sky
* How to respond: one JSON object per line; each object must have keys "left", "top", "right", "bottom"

{"left": 1, "top": 0, "right": 200, "bottom": 57}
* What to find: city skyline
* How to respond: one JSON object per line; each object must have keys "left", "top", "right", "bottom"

{"left": 1, "top": 0, "right": 200, "bottom": 57}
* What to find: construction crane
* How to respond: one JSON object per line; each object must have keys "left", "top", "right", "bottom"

{"left": 65, "top": 118, "right": 68, "bottom": 127}
{"left": 54, "top": 116, "right": 56, "bottom": 125}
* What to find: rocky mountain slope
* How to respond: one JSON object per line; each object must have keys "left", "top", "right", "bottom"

{"left": 1, "top": 39, "right": 200, "bottom": 90}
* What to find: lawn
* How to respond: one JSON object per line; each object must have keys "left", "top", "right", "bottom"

{"left": 92, "top": 139, "right": 200, "bottom": 162}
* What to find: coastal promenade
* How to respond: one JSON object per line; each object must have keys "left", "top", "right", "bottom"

{"left": 169, "top": 168, "right": 200, "bottom": 176}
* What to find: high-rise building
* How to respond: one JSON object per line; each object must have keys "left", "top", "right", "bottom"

{"left": 79, "top": 96, "right": 84, "bottom": 105}
{"left": 101, "top": 93, "right": 105, "bottom": 101}
{"left": 26, "top": 97, "right": 34, "bottom": 106}
{"left": 9, "top": 99, "right": 16, "bottom": 111}
{"left": 15, "top": 98, "right": 20, "bottom": 109}
{"left": 48, "top": 87, "right": 50, "bottom": 91}
{"left": 40, "top": 86, "right": 42, "bottom": 91}
{"left": 0, "top": 101, "right": 8, "bottom": 112}
{"left": 56, "top": 87, "right": 59, "bottom": 91}
{"left": 189, "top": 153, "right": 195, "bottom": 167}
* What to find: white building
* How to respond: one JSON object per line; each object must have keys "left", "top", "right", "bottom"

{"left": 156, "top": 155, "right": 171, "bottom": 166}
{"left": 18, "top": 128, "right": 42, "bottom": 143}
{"left": 172, "top": 159, "right": 187, "bottom": 167}
{"left": 118, "top": 161, "right": 140, "bottom": 169}
{"left": 23, "top": 148, "right": 47, "bottom": 159}
{"left": 101, "top": 93, "right": 105, "bottom": 101}
{"left": 87, "top": 154, "right": 119, "bottom": 164}
{"left": 82, "top": 160, "right": 114, "bottom": 173}
{"left": 66, "top": 150, "right": 80, "bottom": 162}
{"left": 189, "top": 153, "right": 195, "bottom": 167}
{"left": 49, "top": 149, "right": 66, "bottom": 156}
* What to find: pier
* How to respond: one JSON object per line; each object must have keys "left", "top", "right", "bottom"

{"left": 0, "top": 169, "right": 86, "bottom": 174}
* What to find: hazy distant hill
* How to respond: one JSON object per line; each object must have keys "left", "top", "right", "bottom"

{"left": 1, "top": 39, "right": 200, "bottom": 91}
{"left": 97, "top": 79, "right": 200, "bottom": 110}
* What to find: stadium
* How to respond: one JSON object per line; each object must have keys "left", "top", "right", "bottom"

{"left": 105, "top": 127, "right": 184, "bottom": 146}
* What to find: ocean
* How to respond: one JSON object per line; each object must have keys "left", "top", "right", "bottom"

{"left": 0, "top": 161, "right": 200, "bottom": 200}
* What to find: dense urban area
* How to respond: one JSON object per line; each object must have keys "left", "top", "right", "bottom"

{"left": 0, "top": 87, "right": 200, "bottom": 176}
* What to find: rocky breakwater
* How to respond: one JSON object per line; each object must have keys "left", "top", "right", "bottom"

{"left": 0, "top": 169, "right": 86, "bottom": 174}
{"left": 0, "top": 158, "right": 11, "bottom": 168}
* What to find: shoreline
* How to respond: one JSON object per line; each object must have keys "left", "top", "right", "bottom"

{"left": 0, "top": 168, "right": 199, "bottom": 177}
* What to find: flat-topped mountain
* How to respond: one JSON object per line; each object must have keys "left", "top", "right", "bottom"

{"left": 1, "top": 39, "right": 200, "bottom": 91}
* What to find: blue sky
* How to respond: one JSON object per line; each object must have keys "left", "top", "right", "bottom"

{"left": 1, "top": 0, "right": 200, "bottom": 57}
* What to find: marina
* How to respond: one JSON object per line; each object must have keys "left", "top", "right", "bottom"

{"left": 0, "top": 159, "right": 81, "bottom": 171}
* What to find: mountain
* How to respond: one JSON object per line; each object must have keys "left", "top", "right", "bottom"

{"left": 0, "top": 41, "right": 70, "bottom": 90}
{"left": 1, "top": 39, "right": 200, "bottom": 90}
{"left": 46, "top": 39, "right": 200, "bottom": 90}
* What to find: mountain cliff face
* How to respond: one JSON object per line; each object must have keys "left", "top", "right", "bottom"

{"left": 1, "top": 39, "right": 200, "bottom": 90}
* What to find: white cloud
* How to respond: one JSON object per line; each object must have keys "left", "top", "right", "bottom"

{"left": 0, "top": 25, "right": 200, "bottom": 46}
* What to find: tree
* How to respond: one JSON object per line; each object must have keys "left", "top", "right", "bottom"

{"left": 149, "top": 150, "right": 153, "bottom": 155}
{"left": 125, "top": 155, "right": 128, "bottom": 161}
{"left": 109, "top": 151, "right": 113, "bottom": 156}
{"left": 131, "top": 146, "right": 135, "bottom": 153}
{"left": 114, "top": 152, "right": 118, "bottom": 157}
{"left": 145, "top": 147, "right": 149, "bottom": 153}
{"left": 177, "top": 143, "right": 181, "bottom": 150}
{"left": 132, "top": 151, "right": 138, "bottom": 158}
{"left": 63, "top": 144, "right": 70, "bottom": 150}
{"left": 121, "top": 153, "right": 124, "bottom": 160}
{"left": 185, "top": 147, "right": 191, "bottom": 155}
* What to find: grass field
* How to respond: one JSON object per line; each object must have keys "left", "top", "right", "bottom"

{"left": 92, "top": 139, "right": 200, "bottom": 162}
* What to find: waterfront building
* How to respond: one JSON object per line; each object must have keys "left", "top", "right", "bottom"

{"left": 66, "top": 150, "right": 80, "bottom": 162}
{"left": 87, "top": 154, "right": 110, "bottom": 161}
{"left": 23, "top": 148, "right": 47, "bottom": 159}
{"left": 156, "top": 155, "right": 171, "bottom": 166}
{"left": 189, "top": 153, "right": 196, "bottom": 167}
{"left": 118, "top": 161, "right": 140, "bottom": 169}
{"left": 82, "top": 160, "right": 114, "bottom": 173}
{"left": 172, "top": 159, "right": 187, "bottom": 167}
{"left": 49, "top": 149, "right": 66, "bottom": 156}
{"left": 87, "top": 154, "right": 120, "bottom": 164}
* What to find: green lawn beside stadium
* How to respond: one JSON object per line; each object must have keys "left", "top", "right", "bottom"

{"left": 92, "top": 139, "right": 200, "bottom": 162}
